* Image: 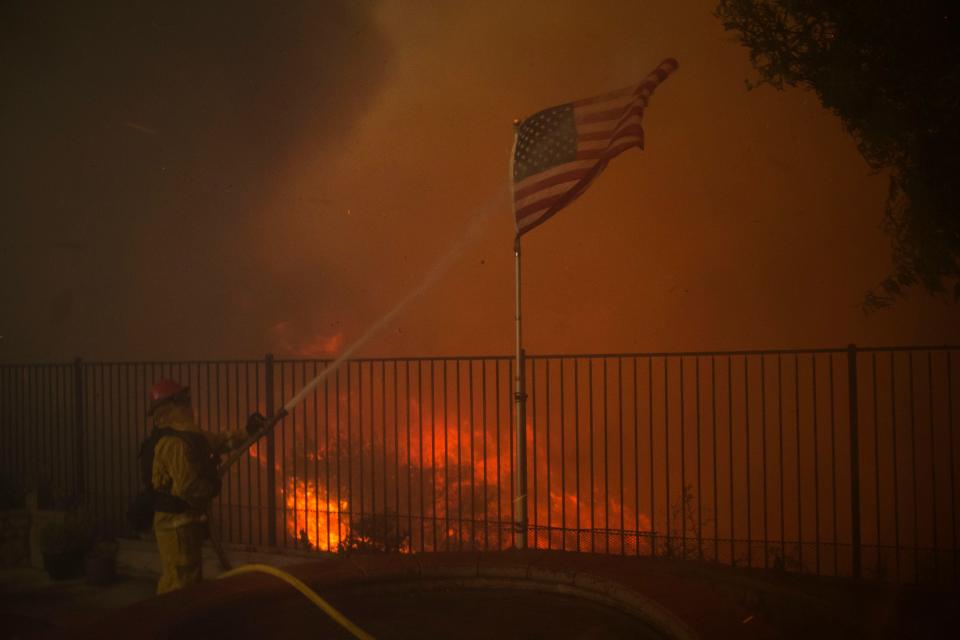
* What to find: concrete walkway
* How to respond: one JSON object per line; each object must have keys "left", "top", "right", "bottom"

{"left": 73, "top": 548, "right": 789, "bottom": 639}
{"left": 4, "top": 543, "right": 957, "bottom": 639}
{"left": 0, "top": 567, "right": 155, "bottom": 638}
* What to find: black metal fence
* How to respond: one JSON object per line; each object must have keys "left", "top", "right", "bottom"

{"left": 1, "top": 346, "right": 957, "bottom": 583}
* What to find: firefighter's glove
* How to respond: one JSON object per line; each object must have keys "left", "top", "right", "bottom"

{"left": 246, "top": 412, "right": 267, "bottom": 436}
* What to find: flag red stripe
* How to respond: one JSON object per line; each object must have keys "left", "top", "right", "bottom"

{"left": 516, "top": 160, "right": 611, "bottom": 222}
{"left": 515, "top": 194, "right": 566, "bottom": 222}
{"left": 576, "top": 137, "right": 643, "bottom": 160}
{"left": 513, "top": 168, "right": 592, "bottom": 201}
{"left": 581, "top": 103, "right": 646, "bottom": 135}
{"left": 584, "top": 123, "right": 645, "bottom": 142}
{"left": 570, "top": 84, "right": 637, "bottom": 108}
{"left": 576, "top": 121, "right": 645, "bottom": 144}
{"left": 576, "top": 100, "right": 637, "bottom": 124}
{"left": 517, "top": 160, "right": 610, "bottom": 228}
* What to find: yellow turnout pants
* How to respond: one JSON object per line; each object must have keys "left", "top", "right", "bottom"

{"left": 155, "top": 522, "right": 206, "bottom": 594}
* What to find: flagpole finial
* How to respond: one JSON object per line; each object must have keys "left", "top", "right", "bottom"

{"left": 512, "top": 118, "right": 521, "bottom": 128}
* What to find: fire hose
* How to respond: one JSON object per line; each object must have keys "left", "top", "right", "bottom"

{"left": 205, "top": 366, "right": 376, "bottom": 638}
{"left": 217, "top": 564, "right": 374, "bottom": 640}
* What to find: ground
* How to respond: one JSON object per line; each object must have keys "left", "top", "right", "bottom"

{"left": 1, "top": 549, "right": 958, "bottom": 639}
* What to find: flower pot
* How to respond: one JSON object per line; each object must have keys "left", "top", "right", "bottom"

{"left": 42, "top": 548, "right": 85, "bottom": 580}
{"left": 85, "top": 553, "right": 116, "bottom": 585}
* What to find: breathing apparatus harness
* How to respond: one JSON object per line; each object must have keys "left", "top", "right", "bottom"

{"left": 127, "top": 426, "right": 222, "bottom": 530}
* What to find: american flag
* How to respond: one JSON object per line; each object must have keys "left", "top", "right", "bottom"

{"left": 512, "top": 58, "right": 678, "bottom": 237}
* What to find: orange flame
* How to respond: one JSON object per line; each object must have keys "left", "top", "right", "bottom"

{"left": 284, "top": 478, "right": 349, "bottom": 551}
{"left": 267, "top": 393, "right": 652, "bottom": 554}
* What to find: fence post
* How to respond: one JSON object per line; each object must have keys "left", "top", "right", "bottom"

{"left": 265, "top": 353, "right": 277, "bottom": 547}
{"left": 73, "top": 357, "right": 85, "bottom": 497}
{"left": 847, "top": 344, "right": 862, "bottom": 579}
{"left": 515, "top": 349, "right": 527, "bottom": 550}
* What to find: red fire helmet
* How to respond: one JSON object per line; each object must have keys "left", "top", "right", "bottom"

{"left": 147, "top": 378, "right": 189, "bottom": 415}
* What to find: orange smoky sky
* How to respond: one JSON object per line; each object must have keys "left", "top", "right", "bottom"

{"left": 1, "top": 0, "right": 958, "bottom": 363}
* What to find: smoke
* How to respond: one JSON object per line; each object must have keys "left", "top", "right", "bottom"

{"left": 0, "top": 0, "right": 393, "bottom": 361}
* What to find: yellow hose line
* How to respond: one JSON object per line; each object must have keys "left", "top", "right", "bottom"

{"left": 217, "top": 563, "right": 375, "bottom": 640}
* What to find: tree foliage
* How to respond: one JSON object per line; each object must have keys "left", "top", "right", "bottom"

{"left": 715, "top": 0, "right": 960, "bottom": 307}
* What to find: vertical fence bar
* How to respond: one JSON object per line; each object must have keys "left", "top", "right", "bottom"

{"left": 247, "top": 363, "right": 255, "bottom": 546}
{"left": 498, "top": 360, "right": 510, "bottom": 549}
{"left": 830, "top": 355, "right": 838, "bottom": 574}
{"left": 927, "top": 351, "right": 938, "bottom": 579}
{"left": 264, "top": 354, "right": 277, "bottom": 547}
{"left": 476, "top": 360, "right": 484, "bottom": 548}
{"left": 418, "top": 361, "right": 424, "bottom": 551}
{"left": 946, "top": 352, "right": 956, "bottom": 581}
{"left": 590, "top": 361, "right": 596, "bottom": 552}
{"left": 909, "top": 352, "right": 919, "bottom": 582}
{"left": 406, "top": 362, "right": 413, "bottom": 549}
{"left": 112, "top": 363, "right": 121, "bottom": 531}
{"left": 506, "top": 358, "right": 513, "bottom": 548}
{"left": 695, "top": 357, "right": 702, "bottom": 560}
{"left": 358, "top": 362, "right": 366, "bottom": 536}
{"left": 122, "top": 364, "right": 131, "bottom": 532}
{"left": 74, "top": 358, "right": 85, "bottom": 497}
{"left": 496, "top": 360, "right": 503, "bottom": 549}
{"left": 617, "top": 357, "right": 624, "bottom": 554}
{"left": 282, "top": 363, "right": 290, "bottom": 548}
{"left": 745, "top": 356, "right": 752, "bottom": 568}
{"left": 603, "top": 359, "right": 609, "bottom": 554}
{"left": 303, "top": 362, "right": 310, "bottom": 547}
{"left": 813, "top": 355, "right": 820, "bottom": 575}
{"left": 443, "top": 361, "right": 450, "bottom": 550}
{"left": 632, "top": 357, "right": 639, "bottom": 555}
{"left": 381, "top": 361, "right": 388, "bottom": 553}
{"left": 392, "top": 361, "right": 399, "bottom": 552}
{"left": 761, "top": 356, "right": 768, "bottom": 570}
{"left": 432, "top": 361, "right": 438, "bottom": 551}
{"left": 97, "top": 364, "right": 105, "bottom": 524}
{"left": 455, "top": 361, "right": 461, "bottom": 549}
{"left": 346, "top": 363, "right": 353, "bottom": 549}
{"left": 664, "top": 358, "right": 670, "bottom": 556}
{"left": 575, "top": 360, "right": 581, "bottom": 550}
{"left": 871, "top": 353, "right": 881, "bottom": 576}
{"left": 648, "top": 358, "right": 654, "bottom": 556}
{"left": 727, "top": 356, "right": 734, "bottom": 565}
{"left": 544, "top": 360, "right": 550, "bottom": 550}
{"left": 778, "top": 355, "right": 785, "bottom": 565}
{"left": 847, "top": 345, "right": 862, "bottom": 579}
{"left": 890, "top": 352, "right": 901, "bottom": 581}
{"left": 679, "top": 357, "right": 685, "bottom": 559}
{"left": 712, "top": 357, "right": 719, "bottom": 562}
{"left": 795, "top": 355, "right": 802, "bottom": 570}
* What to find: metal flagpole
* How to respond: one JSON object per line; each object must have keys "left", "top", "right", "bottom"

{"left": 514, "top": 235, "right": 527, "bottom": 549}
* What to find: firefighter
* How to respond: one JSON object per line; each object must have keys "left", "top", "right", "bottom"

{"left": 146, "top": 378, "right": 264, "bottom": 594}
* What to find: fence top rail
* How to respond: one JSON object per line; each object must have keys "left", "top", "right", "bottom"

{"left": 0, "top": 362, "right": 77, "bottom": 369}
{"left": 529, "top": 345, "right": 959, "bottom": 359}
{"left": 1, "top": 345, "right": 956, "bottom": 368}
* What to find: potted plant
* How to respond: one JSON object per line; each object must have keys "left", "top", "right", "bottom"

{"left": 85, "top": 539, "right": 118, "bottom": 585}
{"left": 38, "top": 517, "right": 92, "bottom": 580}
